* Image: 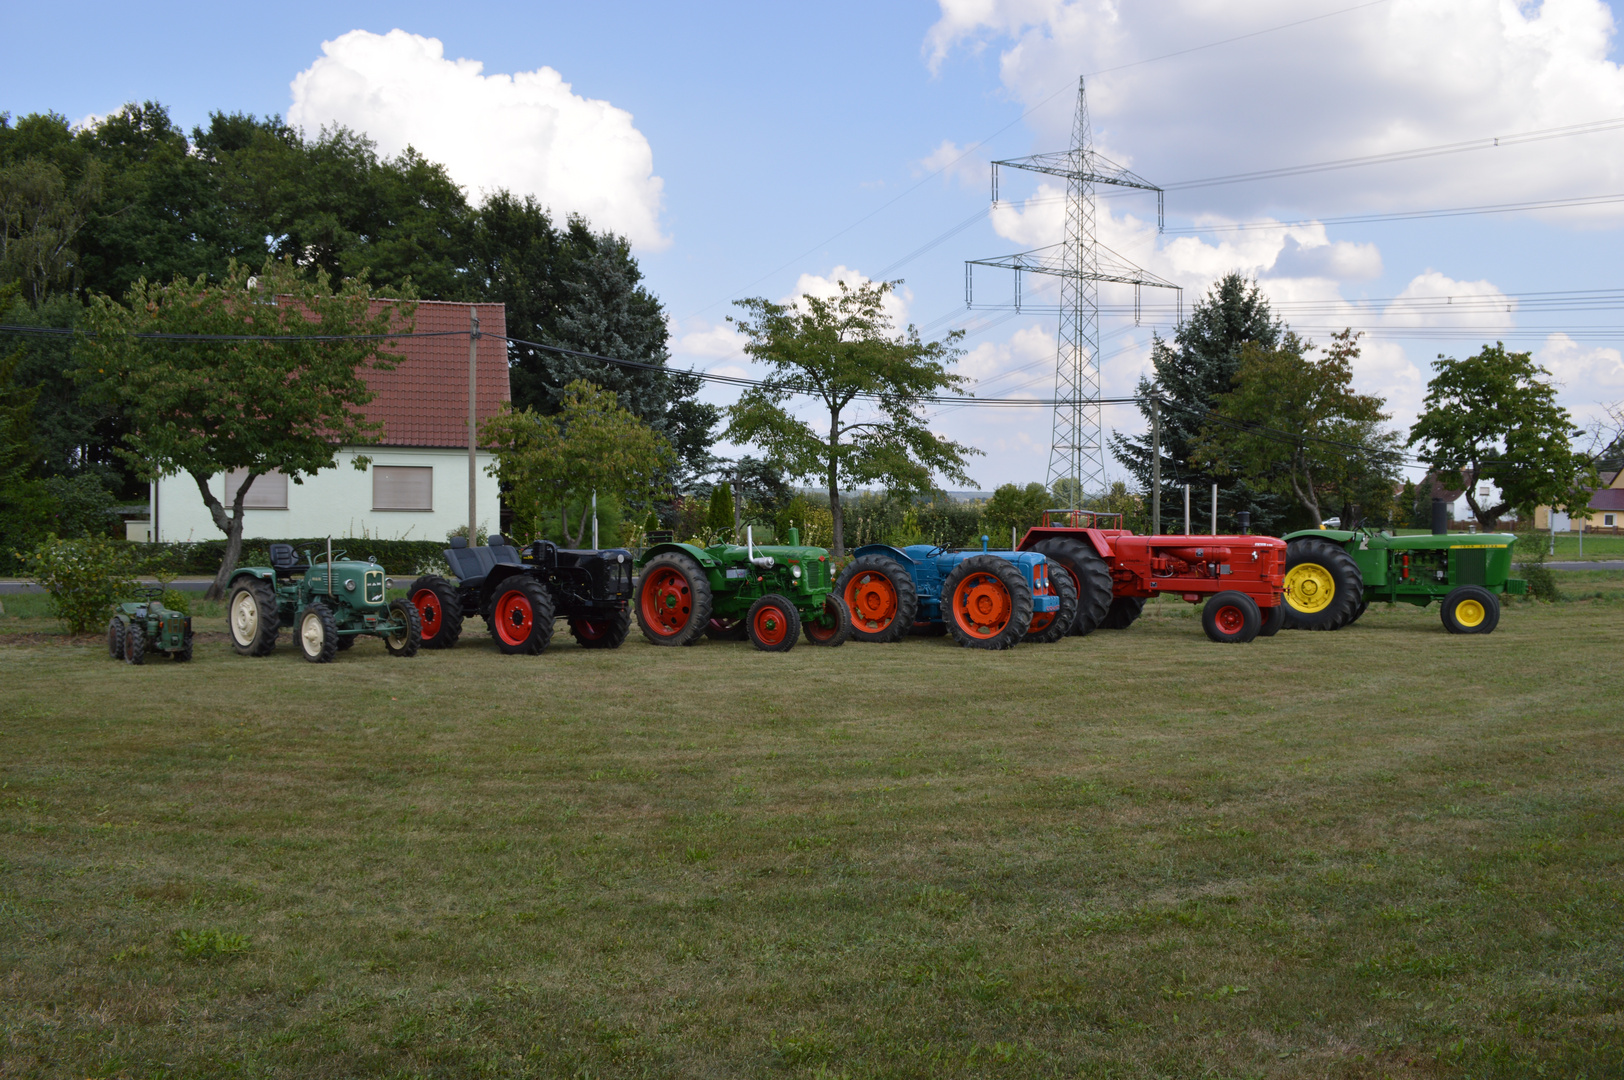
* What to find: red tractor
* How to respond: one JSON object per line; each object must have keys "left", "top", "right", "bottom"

{"left": 1016, "top": 510, "right": 1287, "bottom": 643}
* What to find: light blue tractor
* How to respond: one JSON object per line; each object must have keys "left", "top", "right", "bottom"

{"left": 833, "top": 539, "right": 1076, "bottom": 650}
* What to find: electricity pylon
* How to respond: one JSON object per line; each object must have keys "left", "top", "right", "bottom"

{"left": 966, "top": 77, "right": 1181, "bottom": 508}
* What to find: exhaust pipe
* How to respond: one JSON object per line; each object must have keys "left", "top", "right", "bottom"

{"left": 1431, "top": 498, "right": 1448, "bottom": 536}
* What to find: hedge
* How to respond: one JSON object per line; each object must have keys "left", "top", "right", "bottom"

{"left": 130, "top": 538, "right": 451, "bottom": 578}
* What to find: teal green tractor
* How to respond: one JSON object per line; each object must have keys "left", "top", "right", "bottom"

{"left": 226, "top": 542, "right": 422, "bottom": 662}
{"left": 635, "top": 527, "right": 851, "bottom": 651}
{"left": 1280, "top": 522, "right": 1526, "bottom": 634}
{"left": 106, "top": 586, "right": 193, "bottom": 665}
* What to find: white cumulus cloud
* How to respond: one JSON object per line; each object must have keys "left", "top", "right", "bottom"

{"left": 288, "top": 29, "right": 669, "bottom": 249}
{"left": 784, "top": 266, "right": 913, "bottom": 326}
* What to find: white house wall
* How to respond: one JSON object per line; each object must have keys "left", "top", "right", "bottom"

{"left": 150, "top": 447, "right": 501, "bottom": 544}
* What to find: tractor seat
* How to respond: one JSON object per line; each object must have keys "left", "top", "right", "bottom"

{"left": 488, "top": 535, "right": 524, "bottom": 566}
{"left": 268, "top": 543, "right": 305, "bottom": 577}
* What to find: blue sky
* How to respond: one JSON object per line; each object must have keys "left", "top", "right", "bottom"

{"left": 6, "top": 0, "right": 1624, "bottom": 489}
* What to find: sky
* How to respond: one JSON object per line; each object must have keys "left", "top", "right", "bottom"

{"left": 6, "top": 0, "right": 1624, "bottom": 492}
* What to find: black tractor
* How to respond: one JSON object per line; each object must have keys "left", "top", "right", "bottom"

{"left": 408, "top": 535, "right": 636, "bottom": 654}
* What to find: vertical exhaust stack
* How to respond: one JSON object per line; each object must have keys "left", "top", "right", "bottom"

{"left": 1431, "top": 498, "right": 1449, "bottom": 536}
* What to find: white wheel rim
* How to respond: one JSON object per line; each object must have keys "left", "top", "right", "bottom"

{"left": 301, "top": 613, "right": 324, "bottom": 655}
{"left": 231, "top": 592, "right": 257, "bottom": 645}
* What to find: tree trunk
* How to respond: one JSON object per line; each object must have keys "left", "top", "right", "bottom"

{"left": 574, "top": 503, "right": 592, "bottom": 548}
{"left": 1289, "top": 452, "right": 1321, "bottom": 528}
{"left": 195, "top": 470, "right": 250, "bottom": 600}
{"left": 827, "top": 424, "right": 844, "bottom": 557}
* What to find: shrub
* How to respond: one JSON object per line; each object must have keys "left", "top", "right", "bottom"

{"left": 15, "top": 536, "right": 140, "bottom": 633}
{"left": 1514, "top": 532, "right": 1561, "bottom": 602}
{"left": 160, "top": 589, "right": 192, "bottom": 616}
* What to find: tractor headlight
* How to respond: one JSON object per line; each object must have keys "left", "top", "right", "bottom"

{"left": 792, "top": 564, "right": 802, "bottom": 580}
{"left": 345, "top": 579, "right": 356, "bottom": 592}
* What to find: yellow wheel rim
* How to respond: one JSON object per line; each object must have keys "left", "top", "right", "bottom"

{"left": 1284, "top": 563, "right": 1336, "bottom": 614}
{"left": 1455, "top": 599, "right": 1485, "bottom": 627}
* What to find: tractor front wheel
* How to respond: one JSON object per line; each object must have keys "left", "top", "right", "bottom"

{"left": 489, "top": 579, "right": 554, "bottom": 655}
{"left": 570, "top": 607, "right": 633, "bottom": 649}
{"left": 409, "top": 574, "right": 463, "bottom": 649}
{"left": 296, "top": 603, "right": 339, "bottom": 663}
{"left": 1027, "top": 537, "right": 1112, "bottom": 636}
{"left": 943, "top": 554, "right": 1033, "bottom": 650}
{"left": 637, "top": 552, "right": 713, "bottom": 646}
{"left": 1282, "top": 538, "right": 1363, "bottom": 630}
{"left": 803, "top": 593, "right": 852, "bottom": 646}
{"left": 228, "top": 578, "right": 279, "bottom": 656}
{"left": 123, "top": 620, "right": 146, "bottom": 665}
{"left": 1441, "top": 585, "right": 1500, "bottom": 634}
{"left": 1025, "top": 560, "right": 1078, "bottom": 644}
{"left": 174, "top": 627, "right": 194, "bottom": 662}
{"left": 836, "top": 555, "right": 917, "bottom": 642}
{"left": 106, "top": 616, "right": 125, "bottom": 660}
{"left": 385, "top": 599, "right": 423, "bottom": 656}
{"left": 1203, "top": 591, "right": 1261, "bottom": 643}
{"left": 746, "top": 594, "right": 801, "bottom": 652}
{"left": 1257, "top": 603, "right": 1287, "bottom": 637}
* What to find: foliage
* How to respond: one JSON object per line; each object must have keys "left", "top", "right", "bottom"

{"left": 1408, "top": 343, "right": 1597, "bottom": 529}
{"left": 0, "top": 155, "right": 102, "bottom": 303}
{"left": 41, "top": 473, "right": 119, "bottom": 538}
{"left": 445, "top": 523, "right": 491, "bottom": 547}
{"left": 14, "top": 534, "right": 139, "bottom": 632}
{"left": 1087, "top": 480, "right": 1150, "bottom": 533}
{"left": 1111, "top": 273, "right": 1290, "bottom": 532}
{"left": 0, "top": 318, "right": 54, "bottom": 571}
{"left": 1193, "top": 329, "right": 1400, "bottom": 528}
{"left": 727, "top": 279, "right": 978, "bottom": 556}
{"left": 1514, "top": 531, "right": 1562, "bottom": 602}
{"left": 979, "top": 483, "right": 1050, "bottom": 542}
{"left": 159, "top": 589, "right": 192, "bottom": 616}
{"left": 482, "top": 379, "right": 671, "bottom": 547}
{"left": 78, "top": 258, "right": 410, "bottom": 597}
{"left": 707, "top": 482, "right": 736, "bottom": 540}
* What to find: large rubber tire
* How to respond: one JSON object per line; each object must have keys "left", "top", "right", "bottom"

{"left": 488, "top": 579, "right": 554, "bottom": 655}
{"left": 295, "top": 603, "right": 339, "bottom": 663}
{"left": 385, "top": 598, "right": 423, "bottom": 657}
{"left": 409, "top": 574, "right": 463, "bottom": 650}
{"left": 106, "top": 616, "right": 125, "bottom": 660}
{"left": 334, "top": 633, "right": 355, "bottom": 651}
{"left": 1027, "top": 537, "right": 1112, "bottom": 636}
{"left": 637, "top": 551, "right": 713, "bottom": 647}
{"left": 1282, "top": 538, "right": 1363, "bottom": 631}
{"left": 1344, "top": 598, "right": 1371, "bottom": 627}
{"left": 123, "top": 621, "right": 146, "bottom": 665}
{"left": 803, "top": 593, "right": 852, "bottom": 646}
{"left": 1025, "top": 560, "right": 1078, "bottom": 644}
{"left": 570, "top": 607, "right": 633, "bottom": 649}
{"left": 1257, "top": 603, "right": 1287, "bottom": 637}
{"left": 174, "top": 626, "right": 194, "bottom": 662}
{"left": 705, "top": 617, "right": 749, "bottom": 641}
{"left": 228, "top": 577, "right": 279, "bottom": 656}
{"left": 835, "top": 555, "right": 918, "bottom": 643}
{"left": 1203, "top": 591, "right": 1261, "bottom": 644}
{"left": 1441, "top": 585, "right": 1500, "bottom": 635}
{"left": 912, "top": 621, "right": 949, "bottom": 637}
{"left": 1099, "top": 596, "right": 1146, "bottom": 630}
{"left": 746, "top": 594, "right": 801, "bottom": 652}
{"left": 942, "top": 554, "right": 1032, "bottom": 650}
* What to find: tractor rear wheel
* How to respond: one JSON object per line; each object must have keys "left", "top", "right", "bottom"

{"left": 409, "top": 574, "right": 463, "bottom": 649}
{"left": 746, "top": 594, "right": 801, "bottom": 652}
{"left": 637, "top": 552, "right": 712, "bottom": 646}
{"left": 803, "top": 594, "right": 852, "bottom": 646}
{"left": 227, "top": 577, "right": 279, "bottom": 656}
{"left": 385, "top": 599, "right": 423, "bottom": 657}
{"left": 1282, "top": 538, "right": 1363, "bottom": 630}
{"left": 174, "top": 627, "right": 194, "bottom": 662}
{"left": 1025, "top": 560, "right": 1077, "bottom": 644}
{"left": 1257, "top": 603, "right": 1286, "bottom": 637}
{"left": 1345, "top": 598, "right": 1371, "bottom": 626}
{"left": 1027, "top": 537, "right": 1112, "bottom": 636}
{"left": 943, "top": 554, "right": 1033, "bottom": 650}
{"left": 296, "top": 603, "right": 339, "bottom": 663}
{"left": 106, "top": 616, "right": 125, "bottom": 660}
{"left": 1203, "top": 591, "right": 1261, "bottom": 643}
{"left": 123, "top": 621, "right": 146, "bottom": 665}
{"left": 1441, "top": 585, "right": 1499, "bottom": 634}
{"left": 1099, "top": 596, "right": 1145, "bottom": 630}
{"left": 489, "top": 579, "right": 554, "bottom": 655}
{"left": 836, "top": 555, "right": 917, "bottom": 642}
{"left": 570, "top": 607, "right": 633, "bottom": 649}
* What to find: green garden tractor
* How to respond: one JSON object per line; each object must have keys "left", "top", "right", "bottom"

{"left": 1280, "top": 512, "right": 1526, "bottom": 635}
{"left": 227, "top": 542, "right": 422, "bottom": 662}
{"left": 635, "top": 527, "right": 851, "bottom": 652}
{"left": 106, "top": 587, "right": 193, "bottom": 665}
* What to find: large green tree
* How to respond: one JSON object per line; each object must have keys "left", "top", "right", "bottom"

{"left": 1408, "top": 343, "right": 1596, "bottom": 529}
{"left": 726, "top": 279, "right": 978, "bottom": 557}
{"left": 78, "top": 259, "right": 411, "bottom": 596}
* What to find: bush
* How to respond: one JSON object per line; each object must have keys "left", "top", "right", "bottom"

{"left": 15, "top": 536, "right": 140, "bottom": 633}
{"left": 160, "top": 589, "right": 191, "bottom": 616}
{"left": 1515, "top": 532, "right": 1561, "bottom": 602}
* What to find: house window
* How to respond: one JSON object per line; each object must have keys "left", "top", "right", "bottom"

{"left": 373, "top": 465, "right": 433, "bottom": 511}
{"left": 223, "top": 468, "right": 288, "bottom": 509}
{"left": 1607, "top": 514, "right": 1617, "bottom": 527}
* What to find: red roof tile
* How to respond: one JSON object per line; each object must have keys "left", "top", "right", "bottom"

{"left": 1589, "top": 488, "right": 1624, "bottom": 511}
{"left": 362, "top": 299, "right": 510, "bottom": 448}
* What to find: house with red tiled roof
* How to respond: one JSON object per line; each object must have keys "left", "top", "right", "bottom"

{"left": 143, "top": 299, "right": 509, "bottom": 544}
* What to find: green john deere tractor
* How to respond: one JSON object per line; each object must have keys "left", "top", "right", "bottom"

{"left": 226, "top": 542, "right": 421, "bottom": 662}
{"left": 635, "top": 527, "right": 851, "bottom": 651}
{"left": 1281, "top": 512, "right": 1526, "bottom": 635}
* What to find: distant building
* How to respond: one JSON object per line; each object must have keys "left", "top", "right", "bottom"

{"left": 145, "top": 299, "right": 508, "bottom": 544}
{"left": 1534, "top": 470, "right": 1624, "bottom": 531}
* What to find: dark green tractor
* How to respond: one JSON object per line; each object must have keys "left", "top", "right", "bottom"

{"left": 635, "top": 527, "right": 851, "bottom": 651}
{"left": 226, "top": 542, "right": 421, "bottom": 662}
{"left": 106, "top": 586, "right": 193, "bottom": 665}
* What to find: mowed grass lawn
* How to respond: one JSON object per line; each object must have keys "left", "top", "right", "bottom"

{"left": 2, "top": 593, "right": 1622, "bottom": 1079}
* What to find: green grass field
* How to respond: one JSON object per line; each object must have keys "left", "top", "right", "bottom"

{"left": 3, "top": 591, "right": 1623, "bottom": 1078}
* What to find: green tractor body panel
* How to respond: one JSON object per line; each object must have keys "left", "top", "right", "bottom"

{"left": 1280, "top": 528, "right": 1527, "bottom": 607}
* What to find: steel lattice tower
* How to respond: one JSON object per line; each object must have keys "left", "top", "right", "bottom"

{"left": 966, "top": 78, "right": 1181, "bottom": 508}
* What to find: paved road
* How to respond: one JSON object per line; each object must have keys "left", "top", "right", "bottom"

{"left": 1547, "top": 560, "right": 1624, "bottom": 571}
{"left": 0, "top": 578, "right": 218, "bottom": 595}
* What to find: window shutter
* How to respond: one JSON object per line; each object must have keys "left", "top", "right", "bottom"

{"left": 223, "top": 469, "right": 288, "bottom": 509}
{"left": 373, "top": 466, "right": 433, "bottom": 511}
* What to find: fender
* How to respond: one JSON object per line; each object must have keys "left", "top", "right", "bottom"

{"left": 639, "top": 541, "right": 721, "bottom": 570}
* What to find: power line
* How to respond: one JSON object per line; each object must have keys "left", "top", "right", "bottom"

{"left": 1161, "top": 191, "right": 1624, "bottom": 235}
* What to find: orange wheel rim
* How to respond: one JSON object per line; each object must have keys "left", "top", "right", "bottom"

{"left": 495, "top": 590, "right": 532, "bottom": 646}
{"left": 1028, "top": 611, "right": 1055, "bottom": 633}
{"left": 952, "top": 572, "right": 1012, "bottom": 638}
{"left": 1214, "top": 604, "right": 1246, "bottom": 636}
{"left": 844, "top": 572, "right": 898, "bottom": 631}
{"left": 640, "top": 566, "right": 692, "bottom": 636}
{"left": 753, "top": 605, "right": 788, "bottom": 645}
{"left": 412, "top": 589, "right": 441, "bottom": 639}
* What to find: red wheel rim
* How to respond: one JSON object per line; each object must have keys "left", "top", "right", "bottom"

{"left": 640, "top": 566, "right": 693, "bottom": 637}
{"left": 412, "top": 588, "right": 442, "bottom": 640}
{"left": 753, "top": 604, "right": 788, "bottom": 645}
{"left": 844, "top": 571, "right": 897, "bottom": 632}
{"left": 574, "top": 618, "right": 607, "bottom": 640}
{"left": 495, "top": 590, "right": 533, "bottom": 646}
{"left": 1028, "top": 610, "right": 1055, "bottom": 633}
{"left": 1214, "top": 604, "right": 1246, "bottom": 636}
{"left": 805, "top": 598, "right": 840, "bottom": 641}
{"left": 952, "top": 572, "right": 1012, "bottom": 638}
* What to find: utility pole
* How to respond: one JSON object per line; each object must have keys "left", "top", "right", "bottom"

{"left": 1150, "top": 396, "right": 1161, "bottom": 534}
{"left": 468, "top": 307, "right": 480, "bottom": 545}
{"left": 1211, "top": 483, "right": 1218, "bottom": 536}
{"left": 1184, "top": 484, "right": 1191, "bottom": 535}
